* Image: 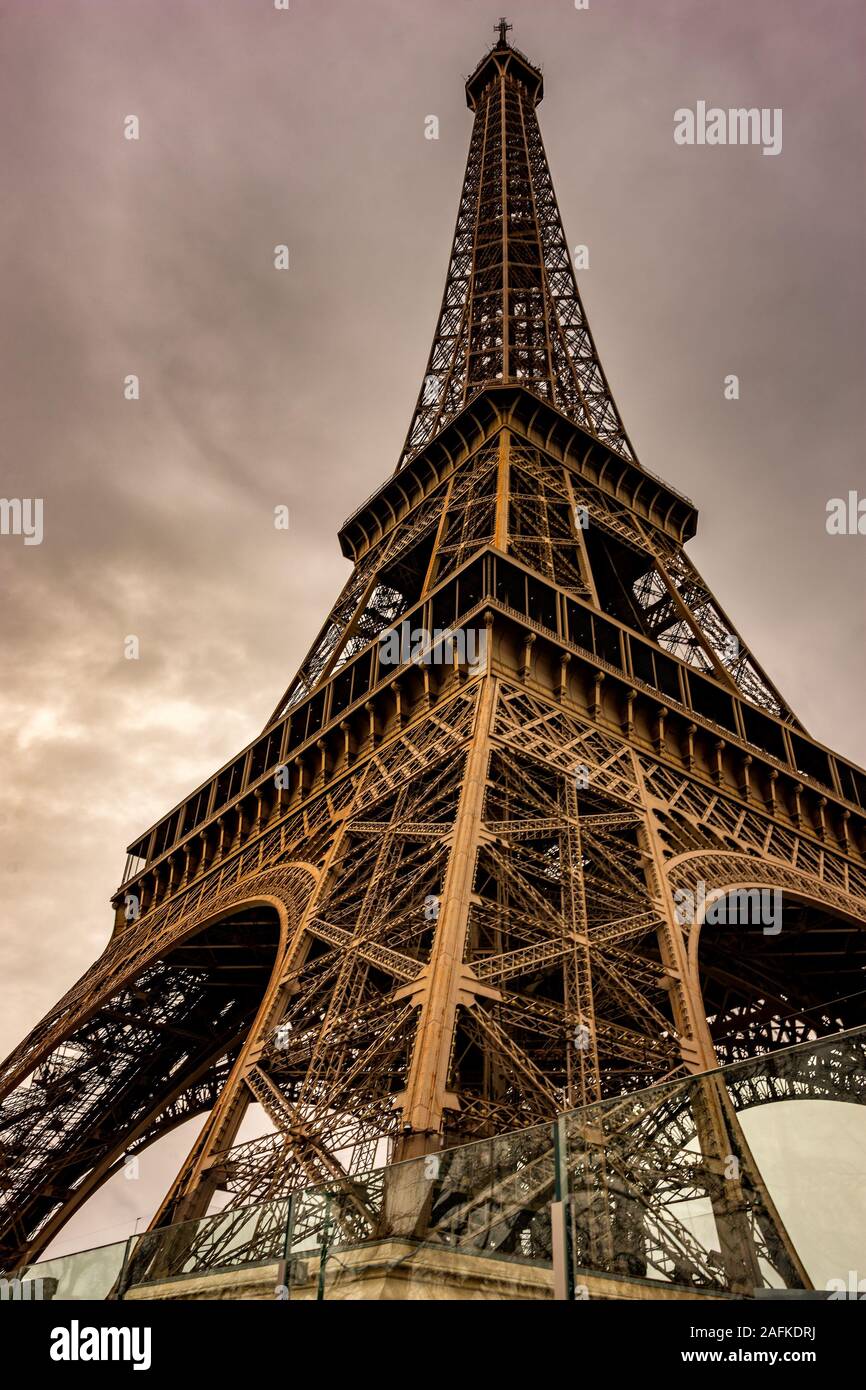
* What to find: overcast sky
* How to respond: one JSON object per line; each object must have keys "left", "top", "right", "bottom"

{"left": 1, "top": 0, "right": 864, "bottom": 1266}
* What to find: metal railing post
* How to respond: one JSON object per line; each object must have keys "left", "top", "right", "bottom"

{"left": 551, "top": 1113, "right": 572, "bottom": 1301}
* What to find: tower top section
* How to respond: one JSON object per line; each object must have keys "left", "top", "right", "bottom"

{"left": 398, "top": 22, "right": 633, "bottom": 470}
{"left": 466, "top": 19, "right": 544, "bottom": 109}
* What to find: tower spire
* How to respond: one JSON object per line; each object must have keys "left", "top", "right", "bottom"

{"left": 397, "top": 27, "right": 636, "bottom": 469}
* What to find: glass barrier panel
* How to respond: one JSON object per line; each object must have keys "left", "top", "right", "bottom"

{"left": 563, "top": 1029, "right": 866, "bottom": 1300}
{"left": 7, "top": 1239, "right": 129, "bottom": 1301}
{"left": 122, "top": 1198, "right": 290, "bottom": 1292}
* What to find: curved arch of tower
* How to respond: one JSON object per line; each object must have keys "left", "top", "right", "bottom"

{"left": 1, "top": 24, "right": 864, "bottom": 1289}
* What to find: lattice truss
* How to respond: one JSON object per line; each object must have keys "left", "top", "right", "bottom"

{"left": 374, "top": 1076, "right": 805, "bottom": 1289}
{"left": 506, "top": 441, "right": 591, "bottom": 595}
{"left": 427, "top": 441, "right": 499, "bottom": 584}
{"left": 0, "top": 685, "right": 469, "bottom": 1264}
{"left": 0, "top": 912, "right": 280, "bottom": 1261}
{"left": 0, "top": 767, "right": 346, "bottom": 1264}
{"left": 267, "top": 440, "right": 497, "bottom": 721}
{"left": 397, "top": 56, "right": 635, "bottom": 469}
{"left": 567, "top": 474, "right": 795, "bottom": 719}
{"left": 270, "top": 478, "right": 452, "bottom": 718}
{"left": 644, "top": 759, "right": 866, "bottom": 1060}
{"left": 267, "top": 428, "right": 793, "bottom": 761}
{"left": 562, "top": 1077, "right": 802, "bottom": 1288}
{"left": 635, "top": 538, "right": 789, "bottom": 716}
{"left": 198, "top": 685, "right": 682, "bottom": 1212}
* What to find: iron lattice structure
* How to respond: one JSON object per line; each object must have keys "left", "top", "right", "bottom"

{"left": 2, "top": 27, "right": 865, "bottom": 1291}
{"left": 396, "top": 28, "right": 635, "bottom": 470}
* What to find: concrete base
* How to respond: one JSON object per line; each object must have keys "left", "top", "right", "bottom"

{"left": 122, "top": 1240, "right": 733, "bottom": 1302}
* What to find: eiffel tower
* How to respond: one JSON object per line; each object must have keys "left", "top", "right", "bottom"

{"left": 2, "top": 22, "right": 865, "bottom": 1291}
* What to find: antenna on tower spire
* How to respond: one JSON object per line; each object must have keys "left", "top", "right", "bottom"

{"left": 494, "top": 17, "right": 512, "bottom": 47}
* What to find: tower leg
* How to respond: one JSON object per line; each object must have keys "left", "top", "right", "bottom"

{"left": 634, "top": 758, "right": 810, "bottom": 1292}
{"left": 391, "top": 678, "right": 498, "bottom": 1165}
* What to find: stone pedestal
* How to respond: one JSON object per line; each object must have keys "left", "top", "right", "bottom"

{"left": 121, "top": 1241, "right": 732, "bottom": 1302}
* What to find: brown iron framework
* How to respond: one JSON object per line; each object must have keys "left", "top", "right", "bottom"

{"left": 2, "top": 25, "right": 865, "bottom": 1291}
{"left": 396, "top": 28, "right": 635, "bottom": 470}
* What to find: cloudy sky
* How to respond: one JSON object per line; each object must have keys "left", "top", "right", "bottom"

{"left": 1, "top": 0, "right": 864, "bottom": 1264}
